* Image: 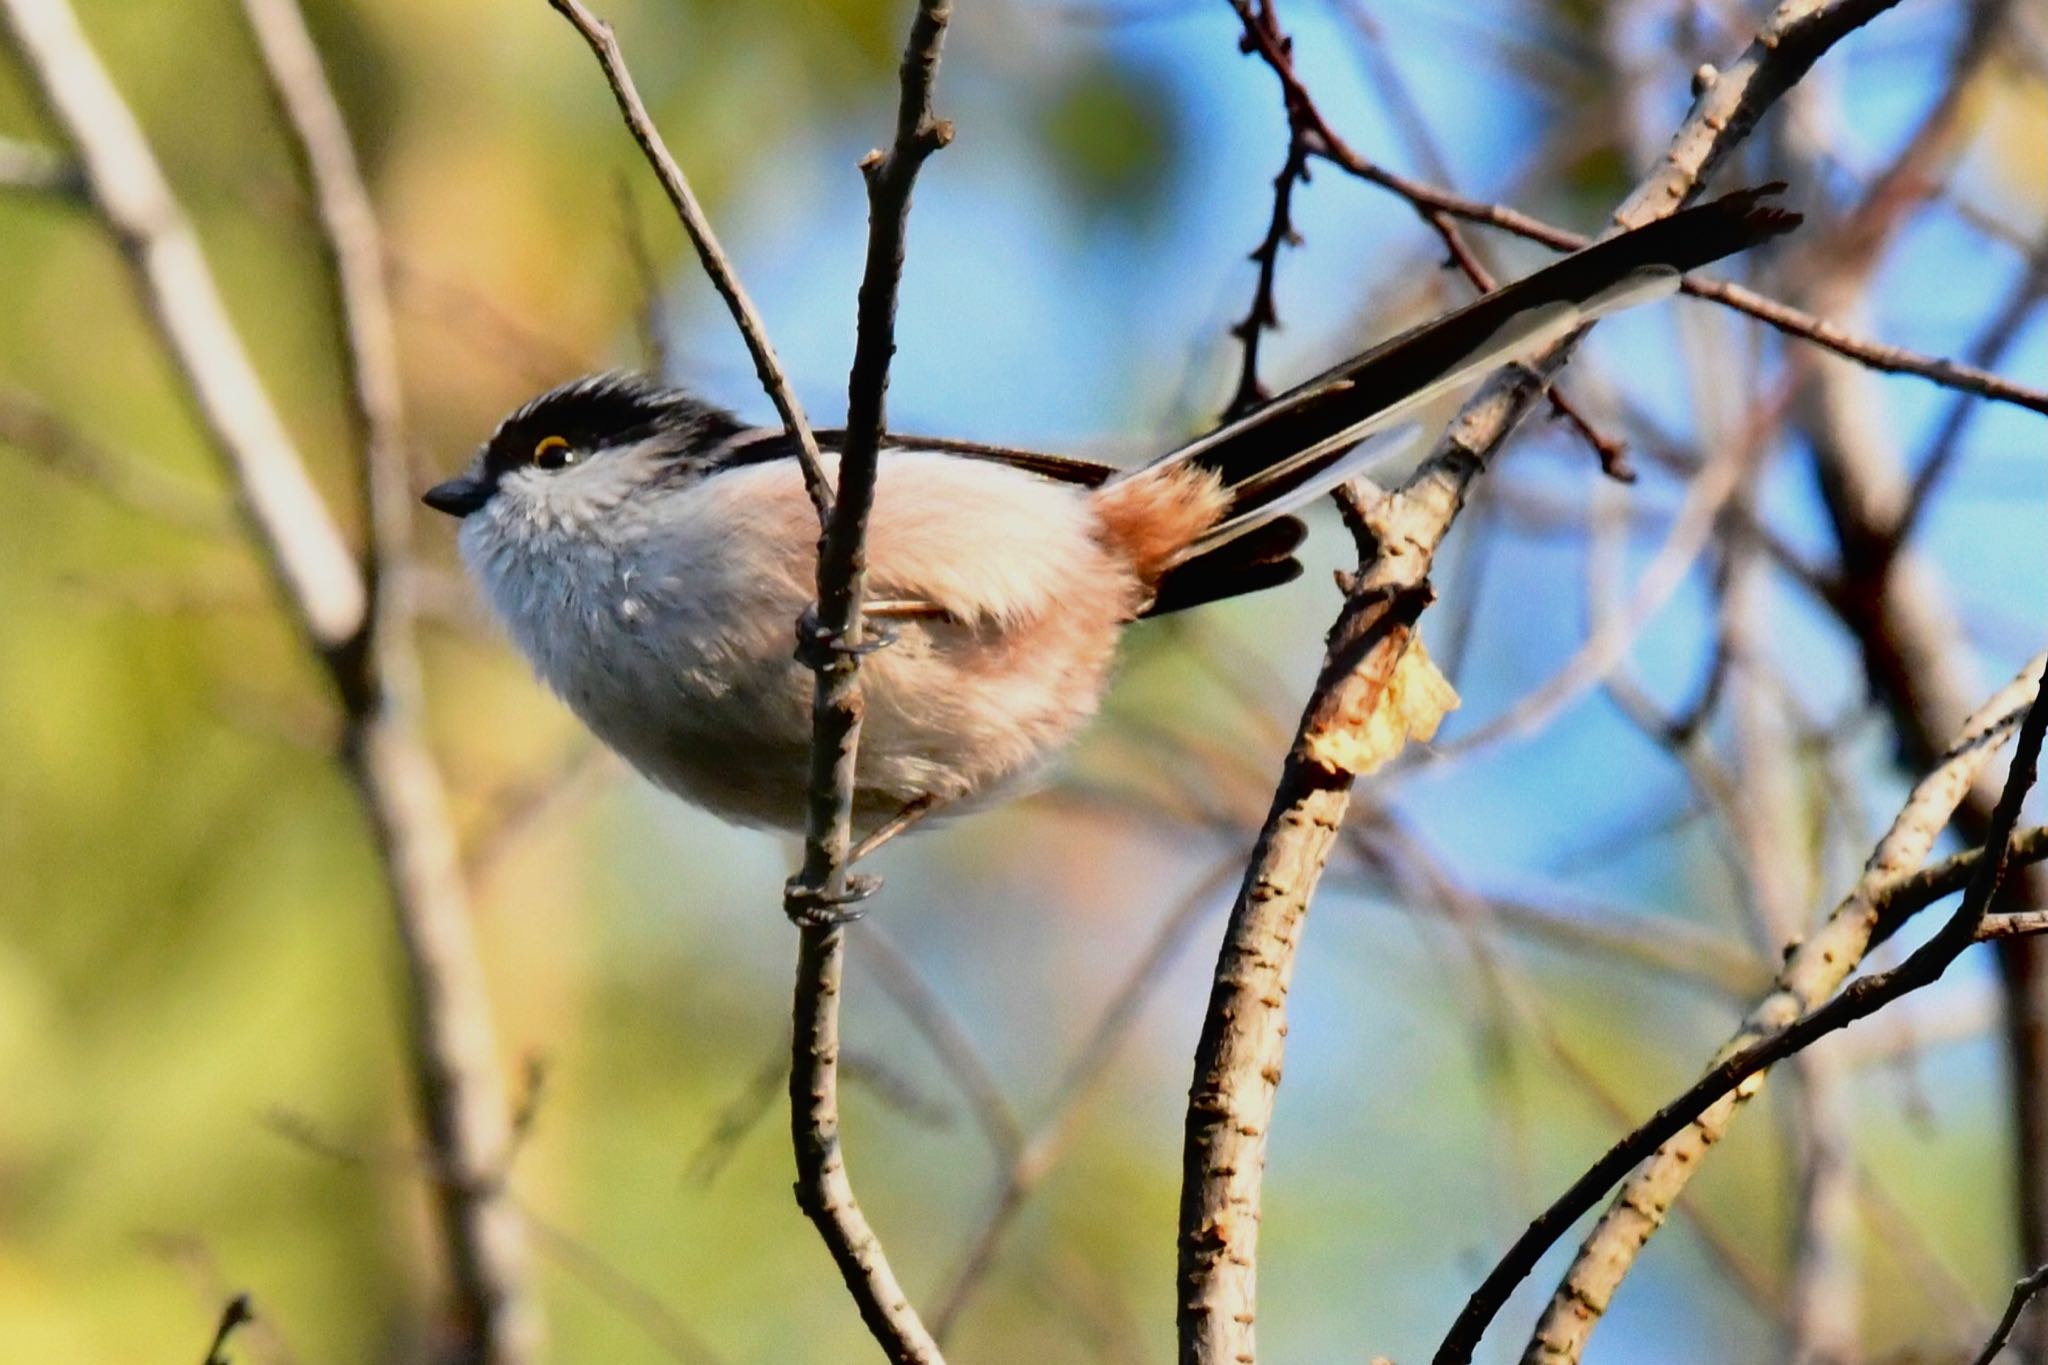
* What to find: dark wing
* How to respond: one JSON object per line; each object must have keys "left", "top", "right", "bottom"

{"left": 867, "top": 430, "right": 1119, "bottom": 487}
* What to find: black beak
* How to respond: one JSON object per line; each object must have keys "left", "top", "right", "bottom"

{"left": 423, "top": 475, "right": 491, "bottom": 518}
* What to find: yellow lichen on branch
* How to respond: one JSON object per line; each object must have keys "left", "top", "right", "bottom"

{"left": 1305, "top": 635, "right": 1459, "bottom": 776}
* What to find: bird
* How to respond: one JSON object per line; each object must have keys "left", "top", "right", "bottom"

{"left": 424, "top": 186, "right": 1797, "bottom": 834}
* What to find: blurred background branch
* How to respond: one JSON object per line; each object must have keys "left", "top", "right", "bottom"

{"left": 0, "top": 0, "right": 534, "bottom": 1359}
{"left": 1513, "top": 655, "right": 2046, "bottom": 1365}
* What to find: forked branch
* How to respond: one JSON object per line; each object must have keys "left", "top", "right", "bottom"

{"left": 1178, "top": 0, "right": 1907, "bottom": 1360}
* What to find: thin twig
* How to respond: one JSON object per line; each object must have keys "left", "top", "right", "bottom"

{"left": 1682, "top": 267, "right": 2048, "bottom": 415}
{"left": 1227, "top": 0, "right": 1632, "bottom": 473}
{"left": 1892, "top": 234, "right": 2048, "bottom": 545}
{"left": 1429, "top": 384, "right": 1790, "bottom": 763}
{"left": 1333, "top": 0, "right": 1634, "bottom": 476}
{"left": 1225, "top": 1, "right": 2048, "bottom": 421}
{"left": 1223, "top": 114, "right": 1310, "bottom": 420}
{"left": 1178, "top": 0, "right": 1904, "bottom": 1357}
{"left": 0, "top": 383, "right": 231, "bottom": 534}
{"left": 1356, "top": 817, "right": 1771, "bottom": 998}
{"left": 1971, "top": 1264, "right": 2048, "bottom": 1365}
{"left": 780, "top": 2, "right": 954, "bottom": 1361}
{"left": 542, "top": 0, "right": 831, "bottom": 519}
{"left": 521, "top": 1211, "right": 732, "bottom": 1365}
{"left": 1875, "top": 826, "right": 2048, "bottom": 941}
{"left": 683, "top": 1041, "right": 789, "bottom": 1186}
{"left": 852, "top": 922, "right": 1025, "bottom": 1165}
{"left": 1367, "top": 816, "right": 1791, "bottom": 1324}
{"left": 6, "top": 1, "right": 536, "bottom": 1358}
{"left": 1465, "top": 659, "right": 2047, "bottom": 1365}
{"left": 463, "top": 746, "right": 618, "bottom": 890}
{"left": 201, "top": 1294, "right": 255, "bottom": 1365}
{"left": 236, "top": 0, "right": 539, "bottom": 1356}
{"left": 0, "top": 0, "right": 365, "bottom": 649}
{"left": 265, "top": 1103, "right": 722, "bottom": 1365}
{"left": 384, "top": 249, "right": 590, "bottom": 386}
{"left": 934, "top": 857, "right": 1239, "bottom": 1342}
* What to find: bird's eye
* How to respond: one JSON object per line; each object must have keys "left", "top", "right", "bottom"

{"left": 533, "top": 435, "right": 577, "bottom": 470}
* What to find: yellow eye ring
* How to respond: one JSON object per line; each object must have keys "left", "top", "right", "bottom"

{"left": 533, "top": 434, "right": 573, "bottom": 468}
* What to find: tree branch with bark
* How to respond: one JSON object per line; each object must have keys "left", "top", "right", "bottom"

{"left": 542, "top": 0, "right": 955, "bottom": 1357}
{"left": 0, "top": 0, "right": 538, "bottom": 1357}
{"left": 1176, "top": 0, "right": 1919, "bottom": 1359}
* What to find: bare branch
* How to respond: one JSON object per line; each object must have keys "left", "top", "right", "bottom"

{"left": 1972, "top": 1264, "right": 2048, "bottom": 1365}
{"left": 1894, "top": 234, "right": 2048, "bottom": 544}
{"left": 935, "top": 858, "right": 1238, "bottom": 1342}
{"left": 1227, "top": 1, "right": 2048, "bottom": 422}
{"left": 463, "top": 746, "right": 617, "bottom": 890}
{"left": 1222, "top": 115, "right": 1309, "bottom": 421}
{"left": 1, "top": 0, "right": 538, "bottom": 1355}
{"left": 1458, "top": 739, "right": 2047, "bottom": 1365}
{"left": 521, "top": 1211, "right": 731, "bottom": 1365}
{"left": 1227, "top": 0, "right": 1632, "bottom": 475}
{"left": 200, "top": 1294, "right": 254, "bottom": 1365}
{"left": 540, "top": 0, "right": 951, "bottom": 1352}
{"left": 781, "top": 2, "right": 953, "bottom": 1361}
{"left": 1179, "top": 0, "right": 1904, "bottom": 1357}
{"left": 0, "top": 0, "right": 365, "bottom": 649}
{"left": 235, "top": 0, "right": 540, "bottom": 1355}
{"left": 1364, "top": 813, "right": 1790, "bottom": 1324}
{"left": 852, "top": 923, "right": 1025, "bottom": 1165}
{"left": 542, "top": 0, "right": 832, "bottom": 519}
{"left": 0, "top": 382, "right": 230, "bottom": 533}
{"left": 1765, "top": 35, "right": 2048, "bottom": 1334}
{"left": 237, "top": 0, "right": 404, "bottom": 569}
{"left": 1682, "top": 268, "right": 2048, "bottom": 416}
{"left": 1877, "top": 826, "right": 2048, "bottom": 940}
{"left": 789, "top": 923, "right": 945, "bottom": 1363}
{"left": 1178, "top": 484, "right": 1441, "bottom": 1363}
{"left": 1485, "top": 657, "right": 2046, "bottom": 1365}
{"left": 1979, "top": 912, "right": 2048, "bottom": 942}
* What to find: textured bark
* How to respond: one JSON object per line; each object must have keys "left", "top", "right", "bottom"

{"left": 1519, "top": 662, "right": 2043, "bottom": 1365}
{"left": 1178, "top": 469, "right": 1469, "bottom": 1365}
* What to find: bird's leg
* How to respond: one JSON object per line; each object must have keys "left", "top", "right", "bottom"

{"left": 862, "top": 598, "right": 953, "bottom": 623}
{"left": 780, "top": 796, "right": 937, "bottom": 926}
{"left": 851, "top": 793, "right": 941, "bottom": 863}
{"left": 793, "top": 601, "right": 899, "bottom": 668}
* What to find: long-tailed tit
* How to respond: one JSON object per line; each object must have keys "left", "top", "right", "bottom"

{"left": 425, "top": 187, "right": 1796, "bottom": 832}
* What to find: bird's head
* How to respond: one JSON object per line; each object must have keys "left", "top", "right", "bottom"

{"left": 424, "top": 372, "right": 744, "bottom": 524}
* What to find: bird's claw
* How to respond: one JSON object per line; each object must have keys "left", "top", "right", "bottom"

{"left": 794, "top": 603, "right": 898, "bottom": 669}
{"left": 783, "top": 871, "right": 883, "bottom": 927}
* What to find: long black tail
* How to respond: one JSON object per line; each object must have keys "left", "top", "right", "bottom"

{"left": 1130, "top": 184, "right": 1800, "bottom": 562}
